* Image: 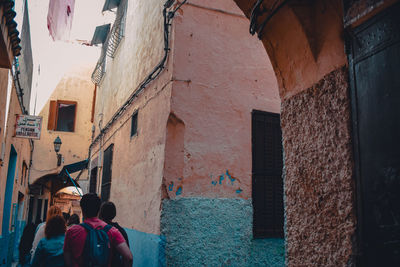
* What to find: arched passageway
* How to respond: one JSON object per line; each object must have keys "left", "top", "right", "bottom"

{"left": 230, "top": 0, "right": 400, "bottom": 266}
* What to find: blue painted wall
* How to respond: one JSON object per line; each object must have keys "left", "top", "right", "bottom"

{"left": 161, "top": 198, "right": 285, "bottom": 267}
{"left": 124, "top": 227, "right": 166, "bottom": 267}
{"left": 1, "top": 146, "right": 17, "bottom": 266}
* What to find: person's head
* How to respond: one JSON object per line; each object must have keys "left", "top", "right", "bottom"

{"left": 46, "top": 206, "right": 62, "bottom": 223}
{"left": 45, "top": 215, "right": 66, "bottom": 239}
{"left": 80, "top": 193, "right": 101, "bottom": 218}
{"left": 67, "top": 214, "right": 80, "bottom": 226}
{"left": 63, "top": 212, "right": 70, "bottom": 222}
{"left": 99, "top": 202, "right": 116, "bottom": 223}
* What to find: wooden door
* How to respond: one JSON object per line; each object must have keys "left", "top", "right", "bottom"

{"left": 348, "top": 4, "right": 400, "bottom": 265}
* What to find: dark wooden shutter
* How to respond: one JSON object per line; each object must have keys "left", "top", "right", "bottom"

{"left": 101, "top": 144, "right": 114, "bottom": 202}
{"left": 47, "top": 100, "right": 57, "bottom": 130}
{"left": 91, "top": 85, "right": 97, "bottom": 123}
{"left": 89, "top": 167, "right": 98, "bottom": 193}
{"left": 252, "top": 110, "right": 283, "bottom": 238}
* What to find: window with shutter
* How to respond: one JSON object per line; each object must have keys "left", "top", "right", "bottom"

{"left": 47, "top": 100, "right": 77, "bottom": 132}
{"left": 101, "top": 144, "right": 114, "bottom": 202}
{"left": 252, "top": 110, "right": 284, "bottom": 238}
{"left": 47, "top": 100, "right": 57, "bottom": 130}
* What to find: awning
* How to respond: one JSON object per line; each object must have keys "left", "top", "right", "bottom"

{"left": 91, "top": 24, "right": 111, "bottom": 45}
{"left": 58, "top": 159, "right": 88, "bottom": 197}
{"left": 60, "top": 159, "right": 89, "bottom": 175}
{"left": 102, "top": 0, "right": 121, "bottom": 12}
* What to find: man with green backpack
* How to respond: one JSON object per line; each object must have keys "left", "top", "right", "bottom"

{"left": 63, "top": 193, "right": 133, "bottom": 267}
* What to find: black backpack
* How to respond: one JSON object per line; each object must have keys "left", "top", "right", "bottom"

{"left": 80, "top": 223, "right": 113, "bottom": 267}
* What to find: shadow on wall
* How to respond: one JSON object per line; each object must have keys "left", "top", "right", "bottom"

{"left": 163, "top": 113, "right": 185, "bottom": 199}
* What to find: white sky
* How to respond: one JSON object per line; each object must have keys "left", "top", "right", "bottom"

{"left": 26, "top": 0, "right": 114, "bottom": 115}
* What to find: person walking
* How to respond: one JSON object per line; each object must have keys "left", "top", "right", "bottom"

{"left": 66, "top": 214, "right": 80, "bottom": 229}
{"left": 18, "top": 222, "right": 36, "bottom": 266}
{"left": 99, "top": 202, "right": 130, "bottom": 266}
{"left": 31, "top": 215, "right": 66, "bottom": 267}
{"left": 63, "top": 193, "right": 133, "bottom": 267}
{"left": 31, "top": 206, "right": 62, "bottom": 259}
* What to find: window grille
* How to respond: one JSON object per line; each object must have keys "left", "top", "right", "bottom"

{"left": 91, "top": 0, "right": 127, "bottom": 84}
{"left": 106, "top": 0, "right": 127, "bottom": 58}
{"left": 91, "top": 46, "right": 107, "bottom": 84}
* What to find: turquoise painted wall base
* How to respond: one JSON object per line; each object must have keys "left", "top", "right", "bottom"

{"left": 161, "top": 198, "right": 285, "bottom": 267}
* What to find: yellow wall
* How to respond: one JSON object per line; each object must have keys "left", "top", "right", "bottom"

{"left": 30, "top": 66, "right": 94, "bottom": 184}
{"left": 0, "top": 82, "right": 32, "bottom": 234}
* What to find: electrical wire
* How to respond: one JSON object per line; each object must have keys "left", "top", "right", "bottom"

{"left": 249, "top": 0, "right": 289, "bottom": 39}
{"left": 89, "top": 0, "right": 187, "bottom": 152}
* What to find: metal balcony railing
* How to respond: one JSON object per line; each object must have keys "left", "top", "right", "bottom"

{"left": 91, "top": 0, "right": 127, "bottom": 84}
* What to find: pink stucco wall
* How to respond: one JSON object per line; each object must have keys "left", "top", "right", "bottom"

{"left": 163, "top": 0, "right": 280, "bottom": 199}
{"left": 90, "top": 0, "right": 279, "bottom": 234}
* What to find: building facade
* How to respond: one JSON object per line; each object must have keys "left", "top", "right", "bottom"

{"left": 29, "top": 64, "right": 95, "bottom": 223}
{"left": 0, "top": 0, "right": 33, "bottom": 265}
{"left": 59, "top": 0, "right": 400, "bottom": 266}
{"left": 89, "top": 0, "right": 285, "bottom": 265}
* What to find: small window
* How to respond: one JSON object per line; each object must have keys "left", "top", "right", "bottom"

{"left": 47, "top": 100, "right": 77, "bottom": 132}
{"left": 131, "top": 112, "right": 138, "bottom": 137}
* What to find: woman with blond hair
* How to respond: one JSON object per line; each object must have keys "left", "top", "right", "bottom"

{"left": 30, "top": 206, "right": 62, "bottom": 260}
{"left": 31, "top": 215, "right": 66, "bottom": 267}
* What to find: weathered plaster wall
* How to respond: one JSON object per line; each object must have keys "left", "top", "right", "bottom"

{"left": 17, "top": 0, "right": 33, "bottom": 112}
{"left": 0, "top": 68, "right": 8, "bottom": 158}
{"left": 0, "top": 84, "right": 31, "bottom": 235}
{"left": 94, "top": 0, "right": 165, "bottom": 132}
{"left": 161, "top": 1, "right": 283, "bottom": 265}
{"left": 165, "top": 0, "right": 280, "bottom": 199}
{"left": 161, "top": 198, "right": 284, "bottom": 266}
{"left": 281, "top": 67, "right": 356, "bottom": 266}
{"left": 124, "top": 227, "right": 166, "bottom": 267}
{"left": 233, "top": 0, "right": 346, "bottom": 99}
{"left": 90, "top": 67, "right": 173, "bottom": 235}
{"left": 30, "top": 66, "right": 94, "bottom": 183}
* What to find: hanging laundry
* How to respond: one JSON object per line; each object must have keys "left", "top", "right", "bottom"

{"left": 47, "top": 0, "right": 75, "bottom": 41}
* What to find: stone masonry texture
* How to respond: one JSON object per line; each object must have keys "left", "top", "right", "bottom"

{"left": 281, "top": 66, "right": 356, "bottom": 266}
{"left": 161, "top": 198, "right": 284, "bottom": 266}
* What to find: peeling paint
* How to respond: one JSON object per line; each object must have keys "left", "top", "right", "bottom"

{"left": 168, "top": 182, "right": 174, "bottom": 191}
{"left": 218, "top": 175, "right": 224, "bottom": 184}
{"left": 176, "top": 186, "right": 182, "bottom": 196}
{"left": 226, "top": 170, "right": 235, "bottom": 185}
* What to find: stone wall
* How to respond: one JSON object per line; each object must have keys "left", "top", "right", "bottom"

{"left": 161, "top": 198, "right": 284, "bottom": 266}
{"left": 281, "top": 66, "right": 356, "bottom": 266}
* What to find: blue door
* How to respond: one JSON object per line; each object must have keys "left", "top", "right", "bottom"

{"left": 0, "top": 145, "right": 17, "bottom": 266}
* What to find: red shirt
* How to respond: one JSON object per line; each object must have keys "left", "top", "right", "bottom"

{"left": 63, "top": 217, "right": 126, "bottom": 267}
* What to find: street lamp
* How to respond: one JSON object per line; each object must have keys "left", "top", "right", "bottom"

{"left": 53, "top": 136, "right": 62, "bottom": 166}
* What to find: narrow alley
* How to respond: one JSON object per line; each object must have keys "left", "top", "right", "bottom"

{"left": 0, "top": 0, "right": 399, "bottom": 266}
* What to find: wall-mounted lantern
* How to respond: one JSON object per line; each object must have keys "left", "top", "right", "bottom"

{"left": 53, "top": 136, "right": 62, "bottom": 166}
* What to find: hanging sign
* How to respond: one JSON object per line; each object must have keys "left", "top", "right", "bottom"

{"left": 14, "top": 115, "right": 43, "bottom": 139}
